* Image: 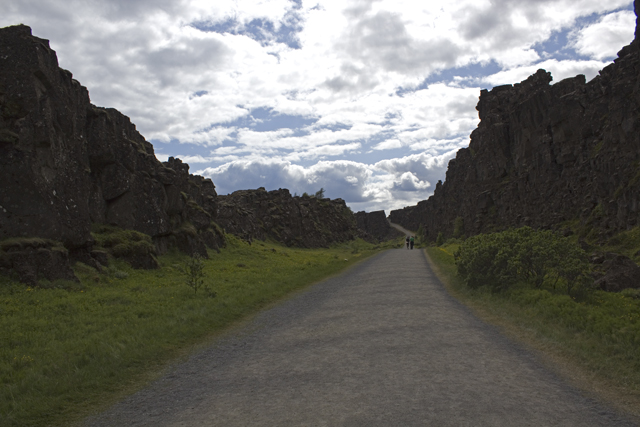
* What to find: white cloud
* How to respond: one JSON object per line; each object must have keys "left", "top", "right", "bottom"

{"left": 392, "top": 172, "right": 432, "bottom": 192}
{"left": 199, "top": 158, "right": 375, "bottom": 202}
{"left": 571, "top": 10, "right": 636, "bottom": 60}
{"left": 0, "top": 0, "right": 635, "bottom": 213}
{"left": 375, "top": 152, "right": 453, "bottom": 184}
{"left": 345, "top": 176, "right": 359, "bottom": 185}
{"left": 373, "top": 139, "right": 402, "bottom": 151}
{"left": 481, "top": 58, "right": 610, "bottom": 86}
{"left": 173, "top": 155, "right": 213, "bottom": 164}
{"left": 198, "top": 149, "right": 458, "bottom": 212}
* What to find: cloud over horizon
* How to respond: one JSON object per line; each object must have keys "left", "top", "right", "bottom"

{"left": 1, "top": 0, "right": 635, "bottom": 213}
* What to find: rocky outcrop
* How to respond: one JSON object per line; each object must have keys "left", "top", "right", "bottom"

{"left": 355, "top": 210, "right": 403, "bottom": 242}
{"left": 391, "top": 1, "right": 640, "bottom": 245}
{"left": 0, "top": 238, "right": 78, "bottom": 286}
{"left": 387, "top": 205, "right": 422, "bottom": 234}
{"left": 217, "top": 188, "right": 357, "bottom": 248}
{"left": 0, "top": 25, "right": 224, "bottom": 283}
{"left": 591, "top": 253, "right": 640, "bottom": 292}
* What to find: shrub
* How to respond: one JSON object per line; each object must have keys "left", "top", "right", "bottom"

{"left": 455, "top": 227, "right": 592, "bottom": 295}
{"left": 91, "top": 225, "right": 157, "bottom": 267}
{"left": 621, "top": 288, "right": 640, "bottom": 299}
{"left": 455, "top": 229, "right": 520, "bottom": 291}
{"left": 436, "top": 232, "right": 445, "bottom": 247}
{"left": 92, "top": 225, "right": 155, "bottom": 255}
{"left": 106, "top": 265, "right": 129, "bottom": 279}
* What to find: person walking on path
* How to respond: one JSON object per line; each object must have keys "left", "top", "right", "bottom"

{"left": 405, "top": 235, "right": 410, "bottom": 249}
{"left": 410, "top": 235, "right": 415, "bottom": 250}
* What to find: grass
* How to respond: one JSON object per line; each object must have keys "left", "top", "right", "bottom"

{"left": 425, "top": 243, "right": 640, "bottom": 420}
{"left": 0, "top": 235, "right": 401, "bottom": 427}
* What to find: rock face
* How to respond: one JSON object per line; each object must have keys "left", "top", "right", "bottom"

{"left": 0, "top": 239, "right": 78, "bottom": 286}
{"left": 0, "top": 24, "right": 395, "bottom": 285}
{"left": 592, "top": 253, "right": 640, "bottom": 292}
{"left": 390, "top": 2, "right": 640, "bottom": 244}
{"left": 355, "top": 210, "right": 403, "bottom": 242}
{"left": 0, "top": 25, "right": 224, "bottom": 283}
{"left": 217, "top": 188, "right": 357, "bottom": 248}
{"left": 388, "top": 205, "right": 422, "bottom": 234}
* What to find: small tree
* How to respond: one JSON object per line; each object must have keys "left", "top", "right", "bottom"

{"left": 181, "top": 254, "right": 216, "bottom": 297}
{"left": 315, "top": 188, "right": 325, "bottom": 199}
{"left": 436, "top": 232, "right": 445, "bottom": 247}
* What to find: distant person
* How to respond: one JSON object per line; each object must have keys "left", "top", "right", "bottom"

{"left": 410, "top": 235, "right": 415, "bottom": 250}
{"left": 405, "top": 235, "right": 410, "bottom": 249}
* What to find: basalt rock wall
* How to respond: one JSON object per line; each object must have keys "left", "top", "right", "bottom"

{"left": 0, "top": 25, "right": 224, "bottom": 283}
{"left": 391, "top": 2, "right": 640, "bottom": 243}
{"left": 217, "top": 188, "right": 357, "bottom": 248}
{"left": 355, "top": 210, "right": 403, "bottom": 242}
{"left": 0, "top": 24, "right": 386, "bottom": 285}
{"left": 388, "top": 205, "right": 422, "bottom": 233}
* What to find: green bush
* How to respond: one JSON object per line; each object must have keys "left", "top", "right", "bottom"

{"left": 435, "top": 232, "right": 445, "bottom": 247}
{"left": 621, "top": 288, "right": 640, "bottom": 299}
{"left": 455, "top": 227, "right": 592, "bottom": 295}
{"left": 455, "top": 229, "right": 517, "bottom": 291}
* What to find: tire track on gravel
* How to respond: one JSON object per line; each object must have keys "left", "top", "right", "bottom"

{"left": 84, "top": 249, "right": 636, "bottom": 426}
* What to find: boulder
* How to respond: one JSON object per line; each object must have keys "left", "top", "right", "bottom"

{"left": 0, "top": 238, "right": 77, "bottom": 286}
{"left": 594, "top": 254, "right": 640, "bottom": 292}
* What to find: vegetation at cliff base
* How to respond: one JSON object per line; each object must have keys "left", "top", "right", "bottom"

{"left": 455, "top": 227, "right": 591, "bottom": 295}
{"left": 0, "top": 235, "right": 398, "bottom": 427}
{"left": 426, "top": 231, "right": 640, "bottom": 418}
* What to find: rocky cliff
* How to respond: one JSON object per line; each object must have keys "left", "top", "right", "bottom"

{"left": 217, "top": 188, "right": 357, "bottom": 248}
{"left": 387, "top": 205, "right": 422, "bottom": 234}
{"left": 355, "top": 210, "right": 403, "bottom": 242}
{"left": 391, "top": 2, "right": 640, "bottom": 244}
{"left": 0, "top": 25, "right": 225, "bottom": 284}
{"left": 0, "top": 24, "right": 376, "bottom": 285}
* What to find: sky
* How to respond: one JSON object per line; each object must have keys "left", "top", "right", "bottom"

{"left": 1, "top": 1, "right": 636, "bottom": 213}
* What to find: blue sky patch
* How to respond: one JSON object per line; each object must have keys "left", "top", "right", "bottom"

{"left": 218, "top": 107, "right": 318, "bottom": 132}
{"left": 396, "top": 60, "right": 503, "bottom": 95}
{"left": 191, "top": 2, "right": 304, "bottom": 50}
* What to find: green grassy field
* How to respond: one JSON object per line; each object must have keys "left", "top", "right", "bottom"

{"left": 0, "top": 235, "right": 400, "bottom": 427}
{"left": 425, "top": 243, "right": 640, "bottom": 419}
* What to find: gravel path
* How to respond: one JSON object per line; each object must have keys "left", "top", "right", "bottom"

{"left": 389, "top": 222, "right": 414, "bottom": 236}
{"left": 84, "top": 249, "right": 636, "bottom": 426}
